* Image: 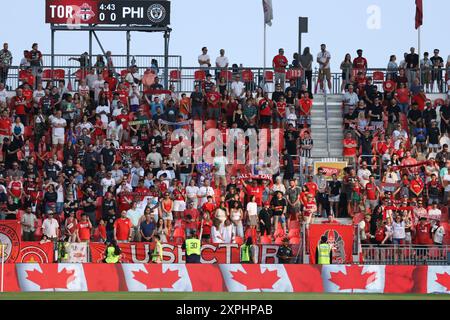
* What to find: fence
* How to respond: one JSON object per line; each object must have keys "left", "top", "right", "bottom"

{"left": 361, "top": 244, "right": 449, "bottom": 265}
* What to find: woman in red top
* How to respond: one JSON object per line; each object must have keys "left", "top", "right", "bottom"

{"left": 198, "top": 212, "right": 212, "bottom": 243}
{"left": 275, "top": 96, "right": 287, "bottom": 129}
{"left": 172, "top": 183, "right": 186, "bottom": 220}
{"left": 64, "top": 211, "right": 78, "bottom": 242}
{"left": 394, "top": 82, "right": 410, "bottom": 114}
{"left": 161, "top": 192, "right": 174, "bottom": 231}
{"left": 92, "top": 115, "right": 105, "bottom": 140}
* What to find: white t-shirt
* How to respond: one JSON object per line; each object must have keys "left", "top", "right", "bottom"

{"left": 317, "top": 50, "right": 331, "bottom": 69}
{"left": 216, "top": 56, "right": 229, "bottom": 68}
{"left": 51, "top": 117, "right": 67, "bottom": 137}
{"left": 186, "top": 186, "right": 199, "bottom": 201}
{"left": 96, "top": 105, "right": 110, "bottom": 126}
{"left": 231, "top": 81, "right": 245, "bottom": 99}
{"left": 146, "top": 152, "right": 163, "bottom": 168}
{"left": 357, "top": 168, "right": 372, "bottom": 187}
{"left": 433, "top": 225, "right": 445, "bottom": 244}
{"left": 230, "top": 209, "right": 242, "bottom": 222}
{"left": 197, "top": 186, "right": 215, "bottom": 206}
{"left": 126, "top": 208, "right": 142, "bottom": 227}
{"left": 211, "top": 226, "right": 224, "bottom": 244}
{"left": 33, "top": 89, "right": 45, "bottom": 104}
{"left": 246, "top": 202, "right": 258, "bottom": 217}
{"left": 213, "top": 156, "right": 228, "bottom": 176}
{"left": 427, "top": 208, "right": 441, "bottom": 221}
{"left": 101, "top": 177, "right": 116, "bottom": 195}
{"left": 221, "top": 224, "right": 233, "bottom": 243}
{"left": 0, "top": 88, "right": 7, "bottom": 103}
{"left": 198, "top": 54, "right": 210, "bottom": 67}
{"left": 392, "top": 221, "right": 406, "bottom": 239}
{"left": 42, "top": 218, "right": 59, "bottom": 238}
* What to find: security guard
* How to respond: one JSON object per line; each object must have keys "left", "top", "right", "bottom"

{"left": 183, "top": 234, "right": 201, "bottom": 263}
{"left": 104, "top": 242, "right": 121, "bottom": 264}
{"left": 151, "top": 235, "right": 163, "bottom": 263}
{"left": 316, "top": 236, "right": 332, "bottom": 264}
{"left": 240, "top": 237, "right": 255, "bottom": 264}
{"left": 276, "top": 238, "right": 293, "bottom": 264}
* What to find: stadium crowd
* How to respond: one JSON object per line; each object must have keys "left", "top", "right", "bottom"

{"left": 0, "top": 42, "right": 448, "bottom": 250}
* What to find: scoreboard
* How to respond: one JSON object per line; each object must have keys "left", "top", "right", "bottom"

{"left": 45, "top": 0, "right": 170, "bottom": 26}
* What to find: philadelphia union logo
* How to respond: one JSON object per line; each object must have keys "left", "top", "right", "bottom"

{"left": 147, "top": 4, "right": 166, "bottom": 24}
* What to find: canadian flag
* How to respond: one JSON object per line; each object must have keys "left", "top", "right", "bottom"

{"left": 121, "top": 264, "right": 193, "bottom": 292}
{"left": 426, "top": 266, "right": 450, "bottom": 294}
{"left": 220, "top": 264, "right": 293, "bottom": 292}
{"left": 322, "top": 265, "right": 385, "bottom": 293}
{"left": 16, "top": 264, "right": 87, "bottom": 292}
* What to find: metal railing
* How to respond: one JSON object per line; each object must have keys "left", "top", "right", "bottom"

{"left": 361, "top": 245, "right": 449, "bottom": 265}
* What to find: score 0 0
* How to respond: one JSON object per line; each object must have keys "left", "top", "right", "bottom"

{"left": 99, "top": 5, "right": 145, "bottom": 22}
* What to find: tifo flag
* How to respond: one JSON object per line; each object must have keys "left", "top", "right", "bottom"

{"left": 262, "top": 0, "right": 273, "bottom": 26}
{"left": 220, "top": 264, "right": 293, "bottom": 292}
{"left": 415, "top": 0, "right": 423, "bottom": 29}
{"left": 322, "top": 265, "right": 385, "bottom": 293}
{"left": 16, "top": 263, "right": 88, "bottom": 292}
{"left": 121, "top": 264, "right": 193, "bottom": 292}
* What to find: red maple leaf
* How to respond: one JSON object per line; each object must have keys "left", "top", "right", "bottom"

{"left": 435, "top": 273, "right": 450, "bottom": 291}
{"left": 132, "top": 265, "right": 181, "bottom": 289}
{"left": 26, "top": 264, "right": 76, "bottom": 290}
{"left": 329, "top": 265, "right": 377, "bottom": 291}
{"left": 230, "top": 266, "right": 280, "bottom": 290}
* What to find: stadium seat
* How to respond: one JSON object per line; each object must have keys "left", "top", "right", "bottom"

{"left": 169, "top": 70, "right": 181, "bottom": 82}
{"left": 241, "top": 69, "right": 253, "bottom": 83}
{"left": 286, "top": 69, "right": 302, "bottom": 81}
{"left": 53, "top": 69, "right": 65, "bottom": 80}
{"left": 234, "top": 236, "right": 243, "bottom": 245}
{"left": 260, "top": 235, "right": 272, "bottom": 244}
{"left": 273, "top": 223, "right": 285, "bottom": 238}
{"left": 372, "top": 71, "right": 384, "bottom": 82}
{"left": 219, "top": 70, "right": 233, "bottom": 81}
{"left": 274, "top": 237, "right": 284, "bottom": 245}
{"left": 287, "top": 229, "right": 300, "bottom": 239}
{"left": 289, "top": 237, "right": 301, "bottom": 245}
{"left": 264, "top": 70, "right": 274, "bottom": 82}
{"left": 194, "top": 70, "right": 206, "bottom": 82}
{"left": 41, "top": 69, "right": 53, "bottom": 81}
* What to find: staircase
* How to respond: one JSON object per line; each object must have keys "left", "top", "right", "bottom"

{"left": 310, "top": 94, "right": 344, "bottom": 158}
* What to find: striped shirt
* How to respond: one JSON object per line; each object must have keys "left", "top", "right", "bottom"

{"left": 300, "top": 138, "right": 313, "bottom": 158}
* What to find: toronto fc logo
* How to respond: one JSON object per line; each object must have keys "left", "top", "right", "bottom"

{"left": 320, "top": 230, "right": 346, "bottom": 264}
{"left": 77, "top": 3, "right": 95, "bottom": 22}
{"left": 147, "top": 4, "right": 166, "bottom": 24}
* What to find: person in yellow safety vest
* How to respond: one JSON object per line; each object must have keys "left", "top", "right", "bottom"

{"left": 104, "top": 241, "right": 122, "bottom": 264}
{"left": 183, "top": 234, "right": 201, "bottom": 263}
{"left": 240, "top": 237, "right": 256, "bottom": 264}
{"left": 151, "top": 235, "right": 163, "bottom": 263}
{"left": 316, "top": 235, "right": 332, "bottom": 264}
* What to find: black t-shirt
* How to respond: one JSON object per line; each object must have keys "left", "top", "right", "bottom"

{"left": 258, "top": 208, "right": 272, "bottom": 222}
{"left": 428, "top": 127, "right": 440, "bottom": 144}
{"left": 277, "top": 245, "right": 293, "bottom": 264}
{"left": 440, "top": 105, "right": 450, "bottom": 120}
{"left": 63, "top": 166, "right": 76, "bottom": 178}
{"left": 101, "top": 147, "right": 116, "bottom": 167}
{"left": 368, "top": 104, "right": 383, "bottom": 121}
{"left": 272, "top": 91, "right": 285, "bottom": 103}
{"left": 284, "top": 130, "right": 299, "bottom": 155}
{"left": 422, "top": 108, "right": 437, "bottom": 126}
{"left": 430, "top": 56, "right": 443, "bottom": 69}
{"left": 84, "top": 195, "right": 96, "bottom": 212}
{"left": 3, "top": 141, "right": 20, "bottom": 168}
{"left": 408, "top": 109, "right": 422, "bottom": 122}
{"left": 191, "top": 91, "right": 204, "bottom": 108}
{"left": 328, "top": 181, "right": 342, "bottom": 196}
{"left": 360, "top": 136, "right": 373, "bottom": 155}
{"left": 406, "top": 53, "right": 419, "bottom": 68}
{"left": 283, "top": 153, "right": 294, "bottom": 173}
{"left": 64, "top": 200, "right": 79, "bottom": 217}
{"left": 105, "top": 212, "right": 117, "bottom": 231}
{"left": 44, "top": 163, "right": 60, "bottom": 181}
{"left": 6, "top": 201, "right": 20, "bottom": 219}
{"left": 102, "top": 198, "right": 116, "bottom": 215}
{"left": 270, "top": 197, "right": 287, "bottom": 216}
{"left": 387, "top": 104, "right": 401, "bottom": 123}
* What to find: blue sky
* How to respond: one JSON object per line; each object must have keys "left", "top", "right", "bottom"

{"left": 1, "top": 0, "right": 449, "bottom": 70}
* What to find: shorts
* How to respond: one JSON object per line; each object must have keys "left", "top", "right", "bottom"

{"left": 260, "top": 115, "right": 272, "bottom": 125}
{"left": 393, "top": 238, "right": 404, "bottom": 245}
{"left": 248, "top": 215, "right": 258, "bottom": 226}
{"left": 52, "top": 135, "right": 65, "bottom": 145}
{"left": 318, "top": 68, "right": 331, "bottom": 81}
{"left": 173, "top": 200, "right": 186, "bottom": 212}
{"left": 300, "top": 156, "right": 313, "bottom": 167}
{"left": 329, "top": 195, "right": 340, "bottom": 203}
{"left": 162, "top": 211, "right": 173, "bottom": 221}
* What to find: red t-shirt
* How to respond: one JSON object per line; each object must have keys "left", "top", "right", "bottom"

{"left": 273, "top": 55, "right": 288, "bottom": 73}
{"left": 116, "top": 90, "right": 129, "bottom": 106}
{"left": 206, "top": 92, "right": 221, "bottom": 108}
{"left": 410, "top": 178, "right": 424, "bottom": 196}
{"left": 259, "top": 99, "right": 273, "bottom": 117}
{"left": 396, "top": 88, "right": 410, "bottom": 104}
{"left": 365, "top": 183, "right": 377, "bottom": 200}
{"left": 415, "top": 223, "right": 432, "bottom": 245}
{"left": 343, "top": 138, "right": 357, "bottom": 156}
{"left": 22, "top": 89, "right": 33, "bottom": 108}
{"left": 299, "top": 98, "right": 313, "bottom": 115}
{"left": 353, "top": 57, "right": 368, "bottom": 70}
{"left": 383, "top": 80, "right": 396, "bottom": 93}
{"left": 8, "top": 181, "right": 23, "bottom": 198}
{"left": 13, "top": 96, "right": 27, "bottom": 115}
{"left": 0, "top": 117, "right": 12, "bottom": 136}
{"left": 65, "top": 217, "right": 78, "bottom": 235}
{"left": 303, "top": 201, "right": 317, "bottom": 217}
{"left": 304, "top": 182, "right": 318, "bottom": 197}
{"left": 116, "top": 114, "right": 131, "bottom": 130}
{"left": 77, "top": 221, "right": 91, "bottom": 241}
{"left": 245, "top": 185, "right": 263, "bottom": 206}
{"left": 276, "top": 102, "right": 287, "bottom": 118}
{"left": 114, "top": 218, "right": 132, "bottom": 241}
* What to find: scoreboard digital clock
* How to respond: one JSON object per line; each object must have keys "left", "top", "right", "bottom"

{"left": 45, "top": 0, "right": 171, "bottom": 26}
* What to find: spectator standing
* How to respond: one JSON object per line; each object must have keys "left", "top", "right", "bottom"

{"left": 317, "top": 44, "right": 332, "bottom": 93}
{"left": 276, "top": 238, "right": 293, "bottom": 264}
{"left": 29, "top": 43, "right": 43, "bottom": 86}
{"left": 0, "top": 43, "right": 12, "bottom": 86}
{"left": 299, "top": 47, "right": 313, "bottom": 93}
{"left": 42, "top": 211, "right": 59, "bottom": 240}
{"left": 353, "top": 49, "right": 368, "bottom": 74}
{"left": 420, "top": 52, "right": 432, "bottom": 92}
{"left": 215, "top": 49, "right": 229, "bottom": 76}
{"left": 340, "top": 54, "right": 353, "bottom": 93}
{"left": 198, "top": 47, "right": 211, "bottom": 69}
{"left": 387, "top": 55, "right": 398, "bottom": 80}
{"left": 272, "top": 48, "right": 288, "bottom": 87}
{"left": 20, "top": 207, "right": 37, "bottom": 241}
{"left": 405, "top": 47, "right": 419, "bottom": 86}
{"left": 430, "top": 49, "right": 444, "bottom": 93}
{"left": 114, "top": 210, "right": 133, "bottom": 243}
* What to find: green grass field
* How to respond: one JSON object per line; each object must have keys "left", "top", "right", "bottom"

{"left": 0, "top": 292, "right": 449, "bottom": 300}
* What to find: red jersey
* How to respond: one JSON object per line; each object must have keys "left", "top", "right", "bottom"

{"left": 77, "top": 221, "right": 91, "bottom": 241}
{"left": 343, "top": 138, "right": 357, "bottom": 156}
{"left": 272, "top": 55, "right": 288, "bottom": 73}
{"left": 13, "top": 96, "right": 27, "bottom": 115}
{"left": 22, "top": 89, "right": 33, "bottom": 108}
{"left": 173, "top": 189, "right": 186, "bottom": 201}
{"left": 410, "top": 178, "right": 424, "bottom": 196}
{"left": 161, "top": 139, "right": 173, "bottom": 157}
{"left": 184, "top": 208, "right": 199, "bottom": 221}
{"left": 245, "top": 185, "right": 264, "bottom": 206}
{"left": 199, "top": 219, "right": 212, "bottom": 236}
{"left": 415, "top": 223, "right": 432, "bottom": 245}
{"left": 116, "top": 114, "right": 131, "bottom": 130}
{"left": 65, "top": 217, "right": 78, "bottom": 235}
{"left": 383, "top": 80, "right": 396, "bottom": 93}
{"left": 116, "top": 89, "right": 129, "bottom": 106}
{"left": 305, "top": 182, "right": 318, "bottom": 197}
{"left": 353, "top": 57, "right": 368, "bottom": 70}
{"left": 365, "top": 183, "right": 378, "bottom": 200}
{"left": 303, "top": 201, "right": 317, "bottom": 217}
{"left": 8, "top": 180, "right": 23, "bottom": 198}
{"left": 0, "top": 117, "right": 12, "bottom": 136}
{"left": 206, "top": 92, "right": 221, "bottom": 108}
{"left": 114, "top": 218, "right": 132, "bottom": 240}
{"left": 299, "top": 98, "right": 313, "bottom": 115}
{"left": 276, "top": 102, "right": 287, "bottom": 118}
{"left": 396, "top": 88, "right": 410, "bottom": 104}
{"left": 259, "top": 98, "right": 273, "bottom": 117}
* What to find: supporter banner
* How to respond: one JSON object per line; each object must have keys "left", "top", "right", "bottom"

{"left": 18, "top": 242, "right": 54, "bottom": 263}
{"left": 2, "top": 264, "right": 449, "bottom": 293}
{"left": 391, "top": 160, "right": 430, "bottom": 171}
{"left": 309, "top": 224, "right": 354, "bottom": 264}
{"left": 89, "top": 243, "right": 282, "bottom": 264}
{"left": 0, "top": 221, "right": 22, "bottom": 263}
{"left": 158, "top": 119, "right": 192, "bottom": 127}
{"left": 64, "top": 242, "right": 88, "bottom": 263}
{"left": 238, "top": 174, "right": 272, "bottom": 180}
{"left": 313, "top": 161, "right": 348, "bottom": 180}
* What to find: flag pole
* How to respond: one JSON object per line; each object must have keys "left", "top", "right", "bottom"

{"left": 263, "top": 22, "right": 267, "bottom": 87}
{"left": 418, "top": 26, "right": 421, "bottom": 85}
{"left": 1, "top": 243, "right": 4, "bottom": 293}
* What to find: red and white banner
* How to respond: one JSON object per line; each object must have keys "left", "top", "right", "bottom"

{"left": 1, "top": 264, "right": 449, "bottom": 293}
{"left": 18, "top": 242, "right": 54, "bottom": 263}
{"left": 0, "top": 221, "right": 22, "bottom": 263}
{"left": 308, "top": 224, "right": 354, "bottom": 264}
{"left": 89, "top": 243, "right": 284, "bottom": 264}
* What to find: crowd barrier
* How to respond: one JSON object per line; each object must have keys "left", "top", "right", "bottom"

{"left": 361, "top": 245, "right": 449, "bottom": 265}
{"left": 0, "top": 264, "right": 449, "bottom": 293}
